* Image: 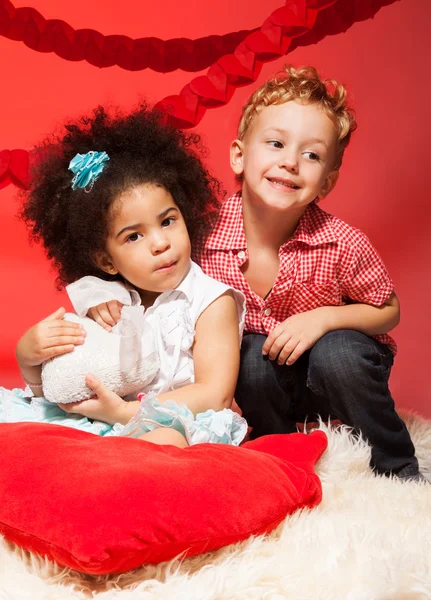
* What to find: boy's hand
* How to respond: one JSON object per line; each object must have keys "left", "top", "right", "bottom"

{"left": 58, "top": 374, "right": 129, "bottom": 424}
{"left": 16, "top": 307, "right": 86, "bottom": 368}
{"left": 262, "top": 308, "right": 329, "bottom": 365}
{"left": 88, "top": 300, "right": 123, "bottom": 331}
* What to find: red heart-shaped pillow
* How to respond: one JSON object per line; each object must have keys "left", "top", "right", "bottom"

{"left": 0, "top": 422, "right": 326, "bottom": 574}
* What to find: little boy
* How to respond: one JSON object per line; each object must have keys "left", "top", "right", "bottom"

{"left": 196, "top": 65, "right": 424, "bottom": 482}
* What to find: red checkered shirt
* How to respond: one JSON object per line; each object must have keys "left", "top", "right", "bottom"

{"left": 194, "top": 192, "right": 397, "bottom": 354}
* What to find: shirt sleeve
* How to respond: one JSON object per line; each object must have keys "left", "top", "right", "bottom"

{"left": 66, "top": 276, "right": 133, "bottom": 317}
{"left": 339, "top": 232, "right": 395, "bottom": 306}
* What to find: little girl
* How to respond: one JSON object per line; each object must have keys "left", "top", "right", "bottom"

{"left": 0, "top": 105, "right": 247, "bottom": 448}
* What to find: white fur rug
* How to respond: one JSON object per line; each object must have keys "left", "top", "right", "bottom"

{"left": 2, "top": 412, "right": 431, "bottom": 600}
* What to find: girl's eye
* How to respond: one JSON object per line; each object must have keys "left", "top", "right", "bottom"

{"left": 268, "top": 140, "right": 284, "bottom": 149}
{"left": 161, "top": 217, "right": 175, "bottom": 227}
{"left": 125, "top": 232, "right": 143, "bottom": 243}
{"left": 304, "top": 151, "right": 320, "bottom": 161}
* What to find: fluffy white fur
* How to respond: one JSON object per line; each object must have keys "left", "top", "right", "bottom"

{"left": 1, "top": 411, "right": 431, "bottom": 599}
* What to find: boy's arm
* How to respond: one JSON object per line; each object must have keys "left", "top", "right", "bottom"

{"left": 263, "top": 295, "right": 399, "bottom": 366}
{"left": 333, "top": 227, "right": 400, "bottom": 335}
{"left": 264, "top": 232, "right": 399, "bottom": 365}
{"left": 316, "top": 292, "right": 400, "bottom": 337}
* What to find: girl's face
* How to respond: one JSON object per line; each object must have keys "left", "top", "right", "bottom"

{"left": 99, "top": 183, "right": 191, "bottom": 305}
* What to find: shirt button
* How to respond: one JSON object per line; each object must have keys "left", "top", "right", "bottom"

{"left": 264, "top": 308, "right": 271, "bottom": 316}
{"left": 237, "top": 250, "right": 246, "bottom": 259}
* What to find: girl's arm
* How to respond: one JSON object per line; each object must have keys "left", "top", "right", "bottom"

{"left": 60, "top": 291, "right": 240, "bottom": 424}
{"left": 16, "top": 307, "right": 86, "bottom": 396}
{"left": 156, "top": 290, "right": 240, "bottom": 412}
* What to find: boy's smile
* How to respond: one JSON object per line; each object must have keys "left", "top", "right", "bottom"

{"left": 266, "top": 176, "right": 300, "bottom": 191}
{"left": 231, "top": 100, "right": 339, "bottom": 217}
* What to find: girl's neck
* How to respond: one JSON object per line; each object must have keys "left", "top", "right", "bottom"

{"left": 137, "top": 262, "right": 192, "bottom": 309}
{"left": 139, "top": 290, "right": 161, "bottom": 310}
{"left": 241, "top": 193, "right": 307, "bottom": 250}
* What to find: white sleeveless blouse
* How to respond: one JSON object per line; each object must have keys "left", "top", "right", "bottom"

{"left": 66, "top": 261, "right": 246, "bottom": 396}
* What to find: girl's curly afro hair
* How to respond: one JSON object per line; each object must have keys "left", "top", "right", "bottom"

{"left": 19, "top": 104, "right": 223, "bottom": 288}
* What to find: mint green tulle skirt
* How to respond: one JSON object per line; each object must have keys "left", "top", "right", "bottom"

{"left": 122, "top": 394, "right": 248, "bottom": 445}
{"left": 0, "top": 387, "right": 117, "bottom": 435}
{"left": 0, "top": 387, "right": 248, "bottom": 445}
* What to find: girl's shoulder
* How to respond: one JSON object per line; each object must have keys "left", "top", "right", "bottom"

{"left": 177, "top": 262, "right": 246, "bottom": 332}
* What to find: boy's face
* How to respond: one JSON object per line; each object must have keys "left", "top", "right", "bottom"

{"left": 231, "top": 100, "right": 339, "bottom": 213}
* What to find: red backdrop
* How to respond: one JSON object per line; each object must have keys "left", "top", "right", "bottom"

{"left": 1, "top": 0, "right": 430, "bottom": 417}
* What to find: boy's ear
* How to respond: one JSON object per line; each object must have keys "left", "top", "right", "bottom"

{"left": 94, "top": 251, "right": 118, "bottom": 276}
{"left": 230, "top": 139, "right": 245, "bottom": 176}
{"left": 318, "top": 170, "right": 339, "bottom": 199}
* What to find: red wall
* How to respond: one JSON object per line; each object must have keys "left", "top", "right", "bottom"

{"left": 1, "top": 0, "right": 430, "bottom": 417}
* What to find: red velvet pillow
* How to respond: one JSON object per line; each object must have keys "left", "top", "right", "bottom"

{"left": 0, "top": 423, "right": 327, "bottom": 574}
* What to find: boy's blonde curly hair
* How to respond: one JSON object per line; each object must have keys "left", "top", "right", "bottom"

{"left": 238, "top": 65, "right": 357, "bottom": 170}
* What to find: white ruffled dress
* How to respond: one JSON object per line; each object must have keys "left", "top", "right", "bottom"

{"left": 1, "top": 262, "right": 248, "bottom": 446}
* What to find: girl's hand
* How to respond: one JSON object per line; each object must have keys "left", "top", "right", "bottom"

{"left": 58, "top": 374, "right": 132, "bottom": 425}
{"left": 262, "top": 308, "right": 331, "bottom": 365}
{"left": 87, "top": 300, "right": 123, "bottom": 331}
{"left": 16, "top": 307, "right": 86, "bottom": 369}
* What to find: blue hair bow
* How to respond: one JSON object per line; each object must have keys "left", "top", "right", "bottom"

{"left": 68, "top": 151, "right": 110, "bottom": 192}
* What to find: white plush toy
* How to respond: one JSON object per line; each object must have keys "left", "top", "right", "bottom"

{"left": 41, "top": 307, "right": 160, "bottom": 404}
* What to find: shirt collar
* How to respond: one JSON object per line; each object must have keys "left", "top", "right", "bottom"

{"left": 174, "top": 261, "right": 197, "bottom": 302}
{"left": 149, "top": 260, "right": 196, "bottom": 309}
{"left": 285, "top": 202, "right": 338, "bottom": 247}
{"left": 205, "top": 193, "right": 337, "bottom": 251}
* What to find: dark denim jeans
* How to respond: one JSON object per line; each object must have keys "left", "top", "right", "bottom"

{"left": 235, "top": 330, "right": 418, "bottom": 476}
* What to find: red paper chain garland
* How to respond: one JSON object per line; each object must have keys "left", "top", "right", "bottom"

{"left": 0, "top": 0, "right": 399, "bottom": 191}
{"left": 154, "top": 0, "right": 399, "bottom": 129}
{"left": 0, "top": 0, "right": 256, "bottom": 73}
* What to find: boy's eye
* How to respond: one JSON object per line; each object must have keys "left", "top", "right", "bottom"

{"left": 268, "top": 140, "right": 284, "bottom": 149}
{"left": 304, "top": 151, "right": 320, "bottom": 161}
{"left": 161, "top": 217, "right": 175, "bottom": 227}
{"left": 125, "top": 232, "right": 143, "bottom": 243}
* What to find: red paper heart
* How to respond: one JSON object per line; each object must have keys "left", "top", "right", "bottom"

{"left": 189, "top": 76, "right": 228, "bottom": 107}
{"left": 9, "top": 149, "right": 29, "bottom": 188}
{"left": 270, "top": 6, "right": 314, "bottom": 36}
{"left": 218, "top": 52, "right": 257, "bottom": 85}
{"left": 0, "top": 149, "right": 29, "bottom": 189}
{"left": 0, "top": 149, "right": 11, "bottom": 178}
{"left": 244, "top": 30, "right": 284, "bottom": 61}
{"left": 307, "top": 0, "right": 336, "bottom": 8}
{"left": 157, "top": 89, "right": 205, "bottom": 129}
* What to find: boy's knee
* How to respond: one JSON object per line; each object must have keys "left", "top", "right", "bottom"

{"left": 240, "top": 334, "right": 266, "bottom": 358}
{"left": 308, "top": 330, "right": 384, "bottom": 387}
